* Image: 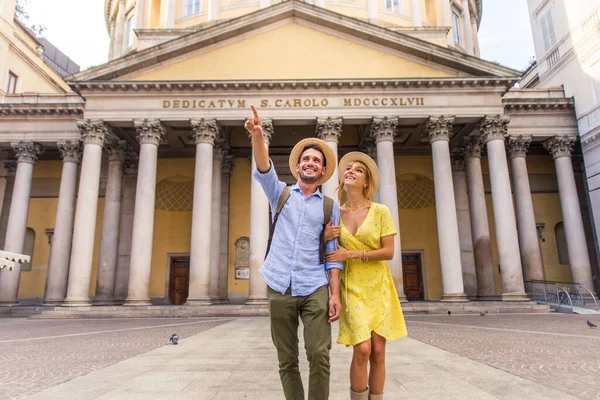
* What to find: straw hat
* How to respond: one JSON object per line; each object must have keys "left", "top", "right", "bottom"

{"left": 338, "top": 151, "right": 380, "bottom": 194}
{"left": 289, "top": 138, "right": 336, "bottom": 186}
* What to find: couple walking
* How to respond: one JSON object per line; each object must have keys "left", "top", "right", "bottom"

{"left": 246, "top": 105, "right": 408, "bottom": 400}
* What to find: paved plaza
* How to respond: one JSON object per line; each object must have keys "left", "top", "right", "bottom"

{"left": 0, "top": 313, "right": 598, "bottom": 399}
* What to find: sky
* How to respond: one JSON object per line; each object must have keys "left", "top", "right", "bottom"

{"left": 24, "top": 0, "right": 536, "bottom": 72}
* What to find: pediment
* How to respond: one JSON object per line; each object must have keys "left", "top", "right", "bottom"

{"left": 70, "top": 0, "right": 519, "bottom": 83}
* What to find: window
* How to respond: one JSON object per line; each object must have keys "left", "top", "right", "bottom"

{"left": 124, "top": 15, "right": 134, "bottom": 50}
{"left": 541, "top": 9, "right": 557, "bottom": 52}
{"left": 186, "top": 0, "right": 200, "bottom": 16}
{"left": 385, "top": 0, "right": 401, "bottom": 14}
{"left": 453, "top": 11, "right": 463, "bottom": 46}
{"left": 6, "top": 71, "right": 18, "bottom": 94}
{"left": 555, "top": 222, "right": 569, "bottom": 265}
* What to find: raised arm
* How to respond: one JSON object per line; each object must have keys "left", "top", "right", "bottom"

{"left": 245, "top": 105, "right": 270, "bottom": 173}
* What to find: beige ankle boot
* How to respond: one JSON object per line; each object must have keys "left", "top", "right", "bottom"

{"left": 350, "top": 387, "right": 369, "bottom": 400}
{"left": 368, "top": 394, "right": 383, "bottom": 400}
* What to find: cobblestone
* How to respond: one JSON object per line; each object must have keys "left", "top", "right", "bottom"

{"left": 0, "top": 318, "right": 230, "bottom": 400}
{"left": 405, "top": 313, "right": 600, "bottom": 400}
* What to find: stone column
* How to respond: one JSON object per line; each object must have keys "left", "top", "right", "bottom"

{"left": 317, "top": 117, "right": 342, "bottom": 199}
{"left": 463, "top": 136, "right": 496, "bottom": 299}
{"left": 507, "top": 136, "right": 544, "bottom": 282}
{"left": 372, "top": 117, "right": 406, "bottom": 301}
{"left": 451, "top": 147, "right": 477, "bottom": 299}
{"left": 124, "top": 119, "right": 166, "bottom": 306}
{"left": 259, "top": 0, "right": 270, "bottom": 9}
{"left": 471, "top": 15, "right": 481, "bottom": 57}
{"left": 108, "top": 19, "right": 116, "bottom": 60}
{"left": 315, "top": 0, "right": 326, "bottom": 7}
{"left": 43, "top": 141, "right": 81, "bottom": 305}
{"left": 544, "top": 136, "right": 596, "bottom": 293}
{"left": 208, "top": 0, "right": 219, "bottom": 21}
{"left": 247, "top": 119, "right": 273, "bottom": 305}
{"left": 63, "top": 121, "right": 108, "bottom": 307}
{"left": 441, "top": 0, "right": 454, "bottom": 47}
{"left": 462, "top": 0, "right": 474, "bottom": 54}
{"left": 359, "top": 129, "right": 378, "bottom": 203}
{"left": 186, "top": 119, "right": 217, "bottom": 305}
{"left": 425, "top": 117, "right": 467, "bottom": 302}
{"left": 115, "top": 151, "right": 138, "bottom": 302}
{"left": 0, "top": 141, "right": 44, "bottom": 305}
{"left": 410, "top": 0, "right": 422, "bottom": 26}
{"left": 209, "top": 137, "right": 224, "bottom": 303}
{"left": 480, "top": 115, "right": 528, "bottom": 301}
{"left": 219, "top": 154, "right": 234, "bottom": 302}
{"left": 367, "top": 0, "right": 378, "bottom": 20}
{"left": 164, "top": 0, "right": 176, "bottom": 28}
{"left": 95, "top": 141, "right": 127, "bottom": 305}
{"left": 113, "top": 0, "right": 126, "bottom": 58}
{"left": 132, "top": 0, "right": 145, "bottom": 50}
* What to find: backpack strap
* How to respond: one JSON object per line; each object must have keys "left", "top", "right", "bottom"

{"left": 265, "top": 186, "right": 291, "bottom": 259}
{"left": 319, "top": 195, "right": 334, "bottom": 264}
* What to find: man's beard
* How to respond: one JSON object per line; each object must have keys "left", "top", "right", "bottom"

{"left": 299, "top": 169, "right": 319, "bottom": 184}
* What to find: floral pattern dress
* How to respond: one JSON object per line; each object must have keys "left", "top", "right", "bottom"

{"left": 337, "top": 203, "right": 408, "bottom": 346}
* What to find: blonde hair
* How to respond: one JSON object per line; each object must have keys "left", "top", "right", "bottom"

{"left": 336, "top": 160, "right": 376, "bottom": 203}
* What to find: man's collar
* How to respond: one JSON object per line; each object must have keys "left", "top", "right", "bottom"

{"left": 291, "top": 183, "right": 323, "bottom": 198}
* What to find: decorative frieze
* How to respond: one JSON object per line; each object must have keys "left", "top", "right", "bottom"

{"left": 450, "top": 147, "right": 466, "bottom": 171}
{"left": 316, "top": 117, "right": 342, "bottom": 142}
{"left": 10, "top": 141, "right": 44, "bottom": 164}
{"left": 462, "top": 136, "right": 484, "bottom": 159}
{"left": 134, "top": 118, "right": 166, "bottom": 146}
{"left": 425, "top": 116, "right": 455, "bottom": 143}
{"left": 506, "top": 135, "right": 532, "bottom": 159}
{"left": 77, "top": 119, "right": 110, "bottom": 147}
{"left": 190, "top": 118, "right": 218, "bottom": 145}
{"left": 479, "top": 115, "right": 510, "bottom": 143}
{"left": 106, "top": 140, "right": 129, "bottom": 163}
{"left": 57, "top": 140, "right": 82, "bottom": 164}
{"left": 544, "top": 136, "right": 577, "bottom": 159}
{"left": 371, "top": 117, "right": 398, "bottom": 143}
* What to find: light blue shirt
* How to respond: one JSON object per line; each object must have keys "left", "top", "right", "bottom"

{"left": 253, "top": 160, "right": 343, "bottom": 296}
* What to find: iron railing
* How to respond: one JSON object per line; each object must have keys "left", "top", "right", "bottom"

{"left": 524, "top": 280, "right": 598, "bottom": 313}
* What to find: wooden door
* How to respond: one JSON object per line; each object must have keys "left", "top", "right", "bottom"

{"left": 169, "top": 257, "right": 190, "bottom": 305}
{"left": 402, "top": 253, "right": 424, "bottom": 301}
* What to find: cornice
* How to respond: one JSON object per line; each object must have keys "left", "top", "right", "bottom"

{"left": 0, "top": 103, "right": 84, "bottom": 116}
{"left": 70, "top": 77, "right": 518, "bottom": 93}
{"left": 78, "top": 0, "right": 519, "bottom": 82}
{"left": 503, "top": 98, "right": 575, "bottom": 112}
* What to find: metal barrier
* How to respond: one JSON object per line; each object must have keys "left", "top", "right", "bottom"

{"left": 524, "top": 280, "right": 599, "bottom": 313}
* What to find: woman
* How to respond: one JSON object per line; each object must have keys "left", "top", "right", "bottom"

{"left": 325, "top": 152, "right": 407, "bottom": 400}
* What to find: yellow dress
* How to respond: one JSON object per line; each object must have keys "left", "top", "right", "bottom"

{"left": 337, "top": 203, "right": 408, "bottom": 346}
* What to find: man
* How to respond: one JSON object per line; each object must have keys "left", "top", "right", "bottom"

{"left": 246, "top": 105, "right": 342, "bottom": 400}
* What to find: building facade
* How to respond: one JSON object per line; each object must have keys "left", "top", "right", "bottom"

{"left": 0, "top": 0, "right": 597, "bottom": 307}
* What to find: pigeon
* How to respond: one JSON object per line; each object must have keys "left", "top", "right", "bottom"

{"left": 588, "top": 320, "right": 597, "bottom": 328}
{"left": 447, "top": 310, "right": 451, "bottom": 315}
{"left": 169, "top": 333, "right": 179, "bottom": 345}
{"left": 479, "top": 312, "right": 486, "bottom": 317}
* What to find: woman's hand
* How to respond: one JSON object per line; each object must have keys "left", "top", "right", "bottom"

{"left": 326, "top": 243, "right": 354, "bottom": 263}
{"left": 323, "top": 218, "right": 340, "bottom": 242}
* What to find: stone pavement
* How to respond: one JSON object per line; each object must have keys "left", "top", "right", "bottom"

{"left": 6, "top": 314, "right": 596, "bottom": 400}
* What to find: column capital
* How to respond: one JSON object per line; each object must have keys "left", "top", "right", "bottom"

{"left": 425, "top": 116, "right": 455, "bottom": 143}
{"left": 124, "top": 148, "right": 139, "bottom": 175}
{"left": 544, "top": 135, "right": 577, "bottom": 159}
{"left": 10, "top": 141, "right": 44, "bottom": 164}
{"left": 134, "top": 119, "right": 166, "bottom": 146}
{"left": 316, "top": 117, "right": 342, "bottom": 143}
{"left": 222, "top": 154, "right": 234, "bottom": 174}
{"left": 506, "top": 135, "right": 532, "bottom": 159}
{"left": 57, "top": 140, "right": 82, "bottom": 164}
{"left": 572, "top": 154, "right": 585, "bottom": 173}
{"left": 480, "top": 115, "right": 511, "bottom": 143}
{"left": 191, "top": 118, "right": 219, "bottom": 145}
{"left": 371, "top": 117, "right": 398, "bottom": 143}
{"left": 451, "top": 147, "right": 466, "bottom": 171}
{"left": 462, "top": 136, "right": 484, "bottom": 159}
{"left": 77, "top": 119, "right": 110, "bottom": 146}
{"left": 106, "top": 140, "right": 129, "bottom": 163}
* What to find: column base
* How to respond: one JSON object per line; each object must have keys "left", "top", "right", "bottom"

{"left": 0, "top": 301, "right": 19, "bottom": 307}
{"left": 61, "top": 299, "right": 92, "bottom": 307}
{"left": 210, "top": 298, "right": 230, "bottom": 305}
{"left": 93, "top": 299, "right": 119, "bottom": 306}
{"left": 123, "top": 298, "right": 152, "bottom": 307}
{"left": 501, "top": 292, "right": 531, "bottom": 301}
{"left": 440, "top": 293, "right": 470, "bottom": 302}
{"left": 245, "top": 297, "right": 268, "bottom": 305}
{"left": 477, "top": 295, "right": 502, "bottom": 301}
{"left": 398, "top": 294, "right": 408, "bottom": 303}
{"left": 42, "top": 300, "right": 64, "bottom": 307}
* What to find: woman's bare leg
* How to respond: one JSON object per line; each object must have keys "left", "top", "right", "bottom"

{"left": 350, "top": 339, "right": 371, "bottom": 392}
{"left": 368, "top": 332, "right": 387, "bottom": 394}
